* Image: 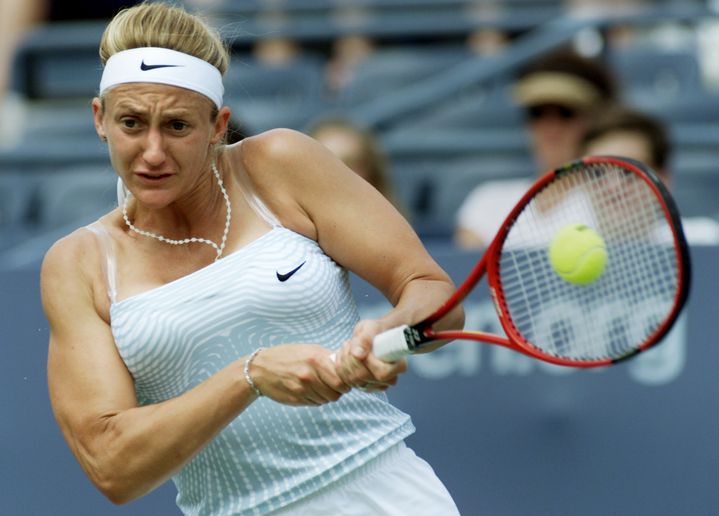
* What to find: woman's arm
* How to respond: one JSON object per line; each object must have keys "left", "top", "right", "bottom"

{"left": 42, "top": 232, "right": 346, "bottom": 504}
{"left": 238, "top": 129, "right": 465, "bottom": 387}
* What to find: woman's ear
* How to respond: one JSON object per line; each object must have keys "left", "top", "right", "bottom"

{"left": 212, "top": 106, "right": 232, "bottom": 145}
{"left": 92, "top": 97, "right": 107, "bottom": 142}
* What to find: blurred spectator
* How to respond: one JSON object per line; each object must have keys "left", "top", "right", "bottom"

{"left": 252, "top": 37, "right": 302, "bottom": 67}
{"left": 466, "top": 28, "right": 509, "bottom": 56}
{"left": 454, "top": 48, "right": 618, "bottom": 249}
{"left": 0, "top": 0, "right": 140, "bottom": 148}
{"left": 565, "top": 0, "right": 695, "bottom": 52}
{"left": 514, "top": 49, "right": 618, "bottom": 171}
{"left": 0, "top": 0, "right": 42, "bottom": 147}
{"left": 465, "top": 0, "right": 509, "bottom": 56}
{"left": 324, "top": 34, "right": 376, "bottom": 96}
{"left": 564, "top": 0, "right": 649, "bottom": 19}
{"left": 306, "top": 116, "right": 404, "bottom": 215}
{"left": 0, "top": 0, "right": 40, "bottom": 96}
{"left": 581, "top": 105, "right": 719, "bottom": 245}
{"left": 1, "top": 0, "right": 138, "bottom": 96}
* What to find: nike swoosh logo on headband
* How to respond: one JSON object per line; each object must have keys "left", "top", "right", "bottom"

{"left": 140, "top": 60, "right": 183, "bottom": 71}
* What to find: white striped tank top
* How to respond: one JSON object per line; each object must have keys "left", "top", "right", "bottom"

{"left": 86, "top": 191, "right": 414, "bottom": 515}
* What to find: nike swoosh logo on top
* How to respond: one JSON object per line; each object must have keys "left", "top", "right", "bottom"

{"left": 276, "top": 261, "right": 306, "bottom": 282}
{"left": 140, "top": 60, "right": 182, "bottom": 71}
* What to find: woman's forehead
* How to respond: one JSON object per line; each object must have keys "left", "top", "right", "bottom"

{"left": 104, "top": 83, "right": 212, "bottom": 112}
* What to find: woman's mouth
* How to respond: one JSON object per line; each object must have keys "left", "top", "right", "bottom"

{"left": 136, "top": 172, "right": 173, "bottom": 183}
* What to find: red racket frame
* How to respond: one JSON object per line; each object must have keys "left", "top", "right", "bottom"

{"left": 414, "top": 156, "right": 691, "bottom": 367}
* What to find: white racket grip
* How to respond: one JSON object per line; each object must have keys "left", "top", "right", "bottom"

{"left": 372, "top": 325, "right": 413, "bottom": 362}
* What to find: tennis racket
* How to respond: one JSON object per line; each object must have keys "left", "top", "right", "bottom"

{"left": 374, "top": 156, "right": 691, "bottom": 368}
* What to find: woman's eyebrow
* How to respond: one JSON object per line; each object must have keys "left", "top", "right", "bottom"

{"left": 113, "top": 103, "right": 146, "bottom": 115}
{"left": 114, "top": 104, "right": 193, "bottom": 119}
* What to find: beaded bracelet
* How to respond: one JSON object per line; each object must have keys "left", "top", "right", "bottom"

{"left": 243, "top": 347, "right": 265, "bottom": 397}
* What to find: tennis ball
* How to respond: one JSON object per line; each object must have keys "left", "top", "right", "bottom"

{"left": 548, "top": 224, "right": 607, "bottom": 285}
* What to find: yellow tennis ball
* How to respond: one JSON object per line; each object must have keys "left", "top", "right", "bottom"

{"left": 548, "top": 224, "right": 607, "bottom": 285}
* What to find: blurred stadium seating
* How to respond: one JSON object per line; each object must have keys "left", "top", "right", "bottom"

{"left": 1, "top": 0, "right": 718, "bottom": 269}
{"left": 335, "top": 45, "right": 474, "bottom": 108}
{"left": 609, "top": 47, "right": 704, "bottom": 103}
{"left": 224, "top": 53, "right": 327, "bottom": 134}
{"left": 32, "top": 166, "right": 117, "bottom": 228}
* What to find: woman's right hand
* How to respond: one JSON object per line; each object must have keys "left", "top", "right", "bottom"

{"left": 248, "top": 344, "right": 351, "bottom": 405}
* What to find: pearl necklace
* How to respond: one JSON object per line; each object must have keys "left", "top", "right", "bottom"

{"left": 122, "top": 163, "right": 232, "bottom": 261}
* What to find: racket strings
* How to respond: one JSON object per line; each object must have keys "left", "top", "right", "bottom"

{"left": 498, "top": 163, "right": 680, "bottom": 362}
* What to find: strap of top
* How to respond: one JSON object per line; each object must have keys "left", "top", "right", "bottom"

{"left": 234, "top": 171, "right": 282, "bottom": 228}
{"left": 84, "top": 221, "right": 118, "bottom": 304}
{"left": 230, "top": 141, "right": 281, "bottom": 227}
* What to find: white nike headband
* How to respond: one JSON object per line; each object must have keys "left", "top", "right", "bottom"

{"left": 99, "top": 47, "right": 224, "bottom": 108}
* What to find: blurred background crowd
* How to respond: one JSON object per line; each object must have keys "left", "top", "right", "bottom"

{"left": 2, "top": 0, "right": 719, "bottom": 270}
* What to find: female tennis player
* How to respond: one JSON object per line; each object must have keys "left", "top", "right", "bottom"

{"left": 40, "top": 3, "right": 463, "bottom": 515}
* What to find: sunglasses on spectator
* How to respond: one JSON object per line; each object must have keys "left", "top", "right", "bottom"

{"left": 527, "top": 104, "right": 578, "bottom": 121}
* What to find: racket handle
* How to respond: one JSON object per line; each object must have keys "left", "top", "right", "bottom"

{"left": 373, "top": 325, "right": 413, "bottom": 362}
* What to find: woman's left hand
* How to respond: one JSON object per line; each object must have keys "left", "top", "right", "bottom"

{"left": 332, "top": 320, "right": 407, "bottom": 392}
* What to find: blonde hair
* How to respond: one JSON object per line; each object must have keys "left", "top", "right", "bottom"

{"left": 99, "top": 2, "right": 229, "bottom": 76}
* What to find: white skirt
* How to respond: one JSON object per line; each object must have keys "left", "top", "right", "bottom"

{"left": 271, "top": 441, "right": 461, "bottom": 515}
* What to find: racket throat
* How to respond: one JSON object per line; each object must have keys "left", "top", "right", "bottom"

{"left": 407, "top": 325, "right": 434, "bottom": 350}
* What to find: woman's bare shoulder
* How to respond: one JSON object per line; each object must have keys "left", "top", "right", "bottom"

{"left": 42, "top": 231, "right": 85, "bottom": 281}
{"left": 236, "top": 128, "right": 315, "bottom": 180}
{"left": 41, "top": 221, "right": 109, "bottom": 293}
